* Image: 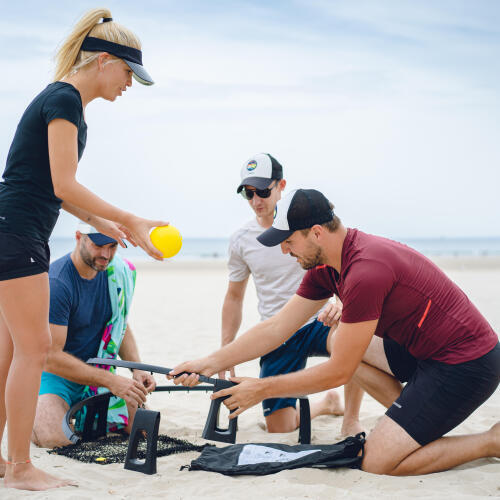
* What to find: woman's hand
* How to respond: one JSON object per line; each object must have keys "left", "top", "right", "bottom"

{"left": 90, "top": 216, "right": 128, "bottom": 248}
{"left": 117, "top": 224, "right": 137, "bottom": 247}
{"left": 122, "top": 215, "right": 169, "bottom": 261}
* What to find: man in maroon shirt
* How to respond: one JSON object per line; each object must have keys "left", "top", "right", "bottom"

{"left": 171, "top": 189, "right": 499, "bottom": 475}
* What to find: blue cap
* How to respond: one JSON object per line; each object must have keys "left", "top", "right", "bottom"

{"left": 77, "top": 223, "right": 117, "bottom": 246}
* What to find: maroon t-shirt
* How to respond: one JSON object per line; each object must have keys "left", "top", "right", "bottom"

{"left": 297, "top": 229, "right": 498, "bottom": 363}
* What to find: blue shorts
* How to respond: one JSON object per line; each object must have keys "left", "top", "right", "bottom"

{"left": 259, "top": 319, "right": 330, "bottom": 417}
{"left": 39, "top": 371, "right": 86, "bottom": 407}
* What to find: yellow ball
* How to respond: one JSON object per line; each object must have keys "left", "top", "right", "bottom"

{"left": 150, "top": 225, "right": 183, "bottom": 258}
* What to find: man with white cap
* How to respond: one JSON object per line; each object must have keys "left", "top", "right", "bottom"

{"left": 171, "top": 188, "right": 499, "bottom": 475}
{"left": 32, "top": 223, "right": 155, "bottom": 448}
{"left": 220, "top": 154, "right": 360, "bottom": 434}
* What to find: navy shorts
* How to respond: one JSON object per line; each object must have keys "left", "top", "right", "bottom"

{"left": 0, "top": 232, "right": 50, "bottom": 281}
{"left": 384, "top": 339, "right": 500, "bottom": 446}
{"left": 260, "top": 319, "right": 330, "bottom": 417}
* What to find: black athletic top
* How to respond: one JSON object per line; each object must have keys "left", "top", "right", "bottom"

{"left": 0, "top": 82, "right": 87, "bottom": 241}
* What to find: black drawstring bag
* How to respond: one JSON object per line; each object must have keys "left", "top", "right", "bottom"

{"left": 186, "top": 433, "right": 365, "bottom": 476}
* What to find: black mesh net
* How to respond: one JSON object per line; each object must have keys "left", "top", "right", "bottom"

{"left": 48, "top": 434, "right": 208, "bottom": 465}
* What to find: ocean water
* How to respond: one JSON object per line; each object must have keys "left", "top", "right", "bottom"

{"left": 49, "top": 237, "right": 230, "bottom": 262}
{"left": 400, "top": 237, "right": 500, "bottom": 258}
{"left": 48, "top": 236, "right": 500, "bottom": 263}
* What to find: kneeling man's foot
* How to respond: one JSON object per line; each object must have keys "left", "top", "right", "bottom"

{"left": 4, "top": 462, "right": 77, "bottom": 491}
{"left": 0, "top": 459, "right": 6, "bottom": 478}
{"left": 487, "top": 421, "right": 500, "bottom": 457}
{"left": 324, "top": 389, "right": 344, "bottom": 416}
{"left": 340, "top": 420, "right": 365, "bottom": 438}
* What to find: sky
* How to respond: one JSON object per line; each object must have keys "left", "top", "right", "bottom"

{"left": 0, "top": 0, "right": 499, "bottom": 239}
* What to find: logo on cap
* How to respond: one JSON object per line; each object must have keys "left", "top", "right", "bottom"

{"left": 246, "top": 160, "right": 257, "bottom": 171}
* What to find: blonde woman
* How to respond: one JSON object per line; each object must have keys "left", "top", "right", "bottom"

{"left": 0, "top": 9, "right": 165, "bottom": 490}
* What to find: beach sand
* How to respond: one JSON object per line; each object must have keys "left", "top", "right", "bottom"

{"left": 2, "top": 256, "right": 499, "bottom": 499}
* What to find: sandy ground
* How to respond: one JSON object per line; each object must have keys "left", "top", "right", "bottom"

{"left": 1, "top": 256, "right": 499, "bottom": 499}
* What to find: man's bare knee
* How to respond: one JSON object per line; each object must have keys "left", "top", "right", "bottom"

{"left": 266, "top": 418, "right": 297, "bottom": 433}
{"left": 267, "top": 422, "right": 297, "bottom": 433}
{"left": 32, "top": 417, "right": 72, "bottom": 448}
{"left": 361, "top": 447, "right": 393, "bottom": 475}
{"left": 33, "top": 393, "right": 71, "bottom": 449}
{"left": 266, "top": 407, "right": 298, "bottom": 433}
{"left": 33, "top": 432, "right": 72, "bottom": 449}
{"left": 361, "top": 415, "right": 420, "bottom": 475}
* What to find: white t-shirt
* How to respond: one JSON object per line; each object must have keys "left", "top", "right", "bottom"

{"left": 228, "top": 218, "right": 324, "bottom": 324}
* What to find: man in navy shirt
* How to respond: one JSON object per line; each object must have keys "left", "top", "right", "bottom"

{"left": 32, "top": 224, "right": 155, "bottom": 449}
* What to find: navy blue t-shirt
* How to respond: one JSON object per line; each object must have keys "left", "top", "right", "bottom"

{"left": 0, "top": 82, "right": 87, "bottom": 241}
{"left": 49, "top": 253, "right": 111, "bottom": 362}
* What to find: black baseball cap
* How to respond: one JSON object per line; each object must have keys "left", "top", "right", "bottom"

{"left": 80, "top": 36, "right": 154, "bottom": 86}
{"left": 77, "top": 223, "right": 117, "bottom": 246}
{"left": 236, "top": 153, "right": 283, "bottom": 193}
{"left": 257, "top": 189, "right": 334, "bottom": 247}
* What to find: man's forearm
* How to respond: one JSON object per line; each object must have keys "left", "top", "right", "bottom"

{"left": 45, "top": 351, "right": 113, "bottom": 388}
{"left": 260, "top": 319, "right": 377, "bottom": 399}
{"left": 209, "top": 316, "right": 288, "bottom": 374}
{"left": 58, "top": 181, "right": 130, "bottom": 226}
{"left": 221, "top": 296, "right": 243, "bottom": 346}
{"left": 61, "top": 200, "right": 93, "bottom": 224}
{"left": 260, "top": 358, "right": 350, "bottom": 399}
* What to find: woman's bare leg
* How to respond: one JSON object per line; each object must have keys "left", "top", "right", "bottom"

{"left": 0, "top": 273, "right": 74, "bottom": 491}
{"left": 0, "top": 310, "right": 14, "bottom": 478}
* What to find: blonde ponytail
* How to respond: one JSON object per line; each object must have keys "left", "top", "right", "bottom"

{"left": 54, "top": 8, "right": 142, "bottom": 81}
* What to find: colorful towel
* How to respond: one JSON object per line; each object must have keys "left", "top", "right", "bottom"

{"left": 75, "top": 254, "right": 136, "bottom": 433}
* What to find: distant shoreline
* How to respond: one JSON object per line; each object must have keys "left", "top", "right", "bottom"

{"left": 132, "top": 255, "right": 500, "bottom": 271}
{"left": 48, "top": 236, "right": 500, "bottom": 264}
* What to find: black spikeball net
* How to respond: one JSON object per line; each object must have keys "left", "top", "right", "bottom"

{"left": 48, "top": 434, "right": 208, "bottom": 465}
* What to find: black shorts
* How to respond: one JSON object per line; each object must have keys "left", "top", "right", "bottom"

{"left": 384, "top": 338, "right": 500, "bottom": 446}
{"left": 0, "top": 232, "right": 50, "bottom": 281}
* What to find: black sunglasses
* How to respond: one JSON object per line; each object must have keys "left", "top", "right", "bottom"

{"left": 240, "top": 181, "right": 278, "bottom": 200}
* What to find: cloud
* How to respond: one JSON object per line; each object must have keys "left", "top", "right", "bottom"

{"left": 0, "top": 0, "right": 499, "bottom": 239}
